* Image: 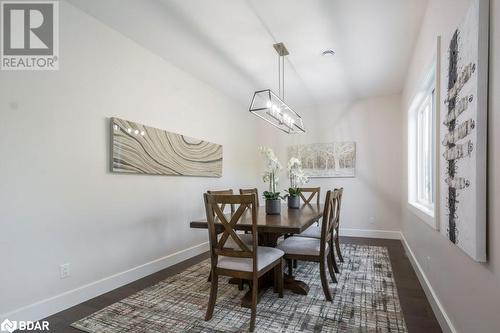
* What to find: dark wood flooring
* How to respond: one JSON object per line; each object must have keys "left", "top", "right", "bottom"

{"left": 34, "top": 237, "right": 441, "bottom": 332}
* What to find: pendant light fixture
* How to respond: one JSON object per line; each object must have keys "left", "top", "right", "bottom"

{"left": 249, "top": 42, "right": 305, "bottom": 134}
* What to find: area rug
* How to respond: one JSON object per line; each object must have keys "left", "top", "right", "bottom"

{"left": 72, "top": 244, "right": 407, "bottom": 332}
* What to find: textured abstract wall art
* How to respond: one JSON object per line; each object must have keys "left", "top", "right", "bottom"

{"left": 439, "top": 0, "right": 488, "bottom": 261}
{"left": 288, "top": 142, "right": 356, "bottom": 178}
{"left": 111, "top": 118, "right": 222, "bottom": 177}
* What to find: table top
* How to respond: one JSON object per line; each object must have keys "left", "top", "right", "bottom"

{"left": 190, "top": 204, "right": 324, "bottom": 234}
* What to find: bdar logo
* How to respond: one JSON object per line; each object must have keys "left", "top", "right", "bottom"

{"left": 0, "top": 319, "right": 16, "bottom": 333}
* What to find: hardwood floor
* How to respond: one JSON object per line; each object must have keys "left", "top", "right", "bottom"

{"left": 36, "top": 237, "right": 441, "bottom": 333}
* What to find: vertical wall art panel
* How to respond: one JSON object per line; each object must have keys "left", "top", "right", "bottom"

{"left": 288, "top": 142, "right": 356, "bottom": 178}
{"left": 111, "top": 118, "right": 222, "bottom": 177}
{"left": 439, "top": 0, "right": 488, "bottom": 261}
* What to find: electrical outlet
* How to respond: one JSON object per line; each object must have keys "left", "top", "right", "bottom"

{"left": 60, "top": 263, "right": 70, "bottom": 279}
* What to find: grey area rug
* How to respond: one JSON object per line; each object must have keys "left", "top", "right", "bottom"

{"left": 72, "top": 244, "right": 407, "bottom": 332}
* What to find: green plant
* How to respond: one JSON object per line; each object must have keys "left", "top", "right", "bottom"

{"left": 263, "top": 191, "right": 283, "bottom": 200}
{"left": 284, "top": 187, "right": 301, "bottom": 198}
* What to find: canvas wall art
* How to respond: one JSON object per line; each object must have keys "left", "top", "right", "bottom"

{"left": 288, "top": 142, "right": 356, "bottom": 178}
{"left": 439, "top": 0, "right": 488, "bottom": 261}
{"left": 111, "top": 117, "right": 222, "bottom": 177}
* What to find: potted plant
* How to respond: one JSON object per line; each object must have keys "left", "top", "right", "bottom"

{"left": 260, "top": 147, "right": 283, "bottom": 215}
{"left": 285, "top": 157, "right": 309, "bottom": 209}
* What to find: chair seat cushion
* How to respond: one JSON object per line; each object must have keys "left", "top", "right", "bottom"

{"left": 224, "top": 233, "right": 253, "bottom": 249}
{"left": 277, "top": 236, "right": 327, "bottom": 256}
{"left": 296, "top": 224, "right": 337, "bottom": 239}
{"left": 217, "top": 246, "right": 284, "bottom": 272}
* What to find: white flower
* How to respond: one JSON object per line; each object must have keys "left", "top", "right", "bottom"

{"left": 288, "top": 156, "right": 309, "bottom": 187}
{"left": 287, "top": 157, "right": 301, "bottom": 172}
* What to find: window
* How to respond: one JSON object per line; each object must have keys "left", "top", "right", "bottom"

{"left": 416, "top": 90, "right": 435, "bottom": 207}
{"left": 408, "top": 65, "right": 436, "bottom": 226}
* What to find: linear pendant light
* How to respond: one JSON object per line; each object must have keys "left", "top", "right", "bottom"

{"left": 249, "top": 42, "right": 305, "bottom": 134}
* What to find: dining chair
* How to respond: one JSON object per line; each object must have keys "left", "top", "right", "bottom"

{"left": 206, "top": 189, "right": 252, "bottom": 287}
{"left": 239, "top": 188, "right": 260, "bottom": 207}
{"left": 296, "top": 187, "right": 344, "bottom": 271}
{"left": 288, "top": 187, "right": 321, "bottom": 269}
{"left": 277, "top": 189, "right": 339, "bottom": 301}
{"left": 207, "top": 189, "right": 236, "bottom": 214}
{"left": 299, "top": 187, "right": 321, "bottom": 205}
{"left": 204, "top": 193, "right": 284, "bottom": 332}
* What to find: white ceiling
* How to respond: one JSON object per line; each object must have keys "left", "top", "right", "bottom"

{"left": 69, "top": 0, "right": 428, "bottom": 109}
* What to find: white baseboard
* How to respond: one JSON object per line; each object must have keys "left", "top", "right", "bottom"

{"left": 0, "top": 242, "right": 209, "bottom": 323}
{"left": 340, "top": 228, "right": 402, "bottom": 240}
{"left": 400, "top": 234, "right": 456, "bottom": 333}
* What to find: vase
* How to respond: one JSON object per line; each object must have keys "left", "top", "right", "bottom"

{"left": 287, "top": 196, "right": 300, "bottom": 209}
{"left": 266, "top": 199, "right": 281, "bottom": 215}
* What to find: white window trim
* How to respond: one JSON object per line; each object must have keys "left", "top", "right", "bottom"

{"left": 407, "top": 49, "right": 440, "bottom": 230}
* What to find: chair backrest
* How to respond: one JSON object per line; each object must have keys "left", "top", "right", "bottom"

{"left": 319, "top": 190, "right": 340, "bottom": 255}
{"left": 334, "top": 187, "right": 344, "bottom": 230}
{"left": 204, "top": 193, "right": 258, "bottom": 271}
{"left": 239, "top": 188, "right": 259, "bottom": 206}
{"left": 207, "top": 189, "right": 235, "bottom": 215}
{"left": 299, "top": 187, "right": 321, "bottom": 205}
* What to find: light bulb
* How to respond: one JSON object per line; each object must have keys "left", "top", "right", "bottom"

{"left": 127, "top": 128, "right": 132, "bottom": 133}
{"left": 140, "top": 131, "right": 145, "bottom": 136}
{"left": 266, "top": 101, "right": 272, "bottom": 108}
{"left": 134, "top": 129, "right": 139, "bottom": 135}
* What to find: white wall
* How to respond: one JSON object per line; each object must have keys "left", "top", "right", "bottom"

{"left": 0, "top": 1, "right": 275, "bottom": 320}
{"left": 401, "top": 0, "right": 500, "bottom": 332}
{"left": 308, "top": 95, "right": 403, "bottom": 235}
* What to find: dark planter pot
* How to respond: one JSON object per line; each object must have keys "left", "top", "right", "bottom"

{"left": 287, "top": 196, "right": 300, "bottom": 209}
{"left": 266, "top": 199, "right": 281, "bottom": 215}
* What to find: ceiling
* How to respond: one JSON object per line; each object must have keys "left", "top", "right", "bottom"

{"left": 69, "top": 0, "right": 428, "bottom": 109}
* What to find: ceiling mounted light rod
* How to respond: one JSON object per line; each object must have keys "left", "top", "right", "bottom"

{"left": 249, "top": 42, "right": 305, "bottom": 134}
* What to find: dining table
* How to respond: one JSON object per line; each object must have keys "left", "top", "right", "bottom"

{"left": 190, "top": 203, "right": 324, "bottom": 308}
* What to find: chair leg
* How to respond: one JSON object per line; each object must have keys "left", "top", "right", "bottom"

{"left": 327, "top": 252, "right": 338, "bottom": 283}
{"left": 274, "top": 260, "right": 283, "bottom": 298}
{"left": 207, "top": 271, "right": 212, "bottom": 282}
{"left": 238, "top": 279, "right": 244, "bottom": 291}
{"left": 250, "top": 277, "right": 258, "bottom": 332}
{"left": 293, "top": 259, "right": 297, "bottom": 268}
{"left": 335, "top": 235, "right": 344, "bottom": 263}
{"left": 205, "top": 271, "right": 218, "bottom": 321}
{"left": 287, "top": 259, "right": 293, "bottom": 277}
{"left": 329, "top": 240, "right": 339, "bottom": 273}
{"left": 319, "top": 260, "right": 333, "bottom": 302}
{"left": 273, "top": 265, "right": 278, "bottom": 294}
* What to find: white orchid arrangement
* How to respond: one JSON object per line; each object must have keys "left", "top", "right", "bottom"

{"left": 259, "top": 147, "right": 283, "bottom": 200}
{"left": 286, "top": 157, "right": 309, "bottom": 197}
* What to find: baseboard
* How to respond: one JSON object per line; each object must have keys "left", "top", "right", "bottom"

{"left": 0, "top": 242, "right": 209, "bottom": 323}
{"left": 400, "top": 233, "right": 457, "bottom": 333}
{"left": 339, "top": 228, "right": 401, "bottom": 240}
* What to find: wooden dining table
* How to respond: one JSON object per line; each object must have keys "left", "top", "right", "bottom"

{"left": 190, "top": 203, "right": 324, "bottom": 308}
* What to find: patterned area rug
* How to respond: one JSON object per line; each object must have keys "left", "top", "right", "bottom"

{"left": 72, "top": 245, "right": 407, "bottom": 332}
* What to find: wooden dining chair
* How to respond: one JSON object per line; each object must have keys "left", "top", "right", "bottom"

{"left": 296, "top": 188, "right": 344, "bottom": 272}
{"left": 239, "top": 188, "right": 259, "bottom": 207}
{"left": 287, "top": 187, "right": 321, "bottom": 269}
{"left": 299, "top": 187, "right": 321, "bottom": 205}
{"left": 206, "top": 189, "right": 252, "bottom": 286}
{"left": 207, "top": 189, "right": 235, "bottom": 215}
{"left": 277, "top": 190, "right": 339, "bottom": 301}
{"left": 204, "top": 193, "right": 284, "bottom": 332}
{"left": 334, "top": 188, "right": 344, "bottom": 263}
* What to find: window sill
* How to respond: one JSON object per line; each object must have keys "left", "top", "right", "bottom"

{"left": 407, "top": 201, "right": 436, "bottom": 229}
